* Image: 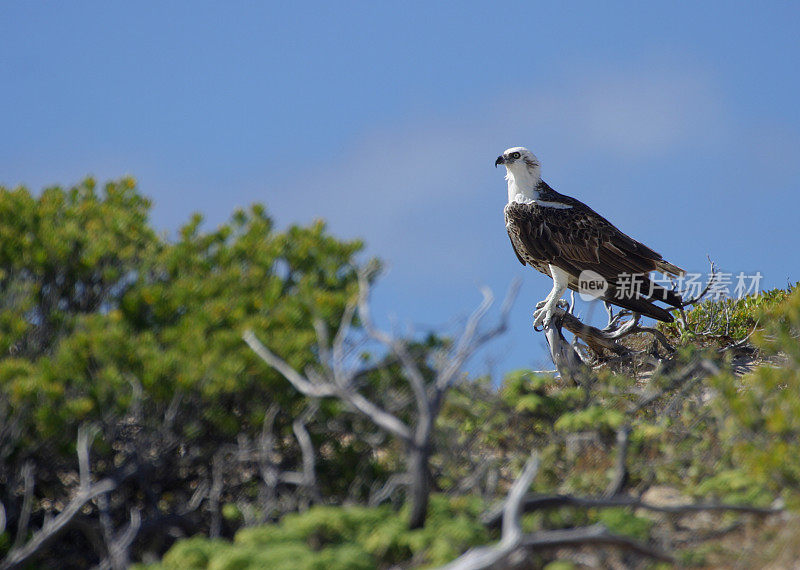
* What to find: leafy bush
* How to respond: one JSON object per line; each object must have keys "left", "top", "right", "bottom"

{"left": 142, "top": 495, "right": 488, "bottom": 570}
{"left": 4, "top": 176, "right": 799, "bottom": 569}
{"left": 0, "top": 179, "right": 381, "bottom": 566}
{"left": 661, "top": 285, "right": 795, "bottom": 347}
{"left": 710, "top": 285, "right": 800, "bottom": 506}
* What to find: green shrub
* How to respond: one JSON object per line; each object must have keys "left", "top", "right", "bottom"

{"left": 710, "top": 286, "right": 800, "bottom": 507}
{"left": 146, "top": 495, "right": 488, "bottom": 569}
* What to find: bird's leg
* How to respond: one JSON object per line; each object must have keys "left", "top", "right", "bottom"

{"left": 533, "top": 293, "right": 566, "bottom": 328}
{"left": 533, "top": 265, "right": 570, "bottom": 328}
{"left": 604, "top": 301, "right": 614, "bottom": 327}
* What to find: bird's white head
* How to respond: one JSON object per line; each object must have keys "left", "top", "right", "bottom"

{"left": 495, "top": 146, "right": 542, "bottom": 203}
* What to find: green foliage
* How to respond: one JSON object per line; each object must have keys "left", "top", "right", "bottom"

{"left": 158, "top": 537, "right": 231, "bottom": 569}
{"left": 501, "top": 369, "right": 584, "bottom": 418}
{"left": 661, "top": 285, "right": 795, "bottom": 347}
{"left": 543, "top": 562, "right": 577, "bottom": 570}
{"left": 595, "top": 508, "right": 653, "bottom": 541}
{"left": 144, "top": 495, "right": 488, "bottom": 570}
{"left": 0, "top": 178, "right": 366, "bottom": 449}
{"left": 693, "top": 469, "right": 774, "bottom": 506}
{"left": 141, "top": 536, "right": 375, "bottom": 570}
{"left": 710, "top": 286, "right": 800, "bottom": 507}
{"left": 4, "top": 176, "right": 799, "bottom": 568}
{"left": 554, "top": 405, "right": 626, "bottom": 433}
{"left": 431, "top": 285, "right": 800, "bottom": 567}
{"left": 0, "top": 179, "right": 384, "bottom": 566}
{"left": 0, "top": 177, "right": 156, "bottom": 355}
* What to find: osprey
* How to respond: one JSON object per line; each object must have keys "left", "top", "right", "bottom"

{"left": 496, "top": 147, "right": 685, "bottom": 327}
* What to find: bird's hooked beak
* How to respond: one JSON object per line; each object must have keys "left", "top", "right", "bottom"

{"left": 494, "top": 155, "right": 505, "bottom": 168}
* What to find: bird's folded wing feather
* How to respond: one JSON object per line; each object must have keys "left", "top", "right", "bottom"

{"left": 504, "top": 201, "right": 669, "bottom": 283}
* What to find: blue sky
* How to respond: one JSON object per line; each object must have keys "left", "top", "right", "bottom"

{"left": 2, "top": 2, "right": 799, "bottom": 375}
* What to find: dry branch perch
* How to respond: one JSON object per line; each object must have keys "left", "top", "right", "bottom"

{"left": 542, "top": 311, "right": 594, "bottom": 385}
{"left": 540, "top": 303, "right": 684, "bottom": 382}
{"left": 540, "top": 259, "right": 720, "bottom": 375}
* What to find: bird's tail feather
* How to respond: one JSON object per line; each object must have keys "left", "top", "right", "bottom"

{"left": 602, "top": 289, "right": 675, "bottom": 322}
{"left": 644, "top": 279, "right": 684, "bottom": 308}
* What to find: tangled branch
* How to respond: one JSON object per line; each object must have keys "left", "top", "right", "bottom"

{"left": 541, "top": 260, "right": 719, "bottom": 381}
{"left": 440, "top": 453, "right": 674, "bottom": 569}
{"left": 1, "top": 427, "right": 138, "bottom": 570}
{"left": 244, "top": 270, "right": 519, "bottom": 528}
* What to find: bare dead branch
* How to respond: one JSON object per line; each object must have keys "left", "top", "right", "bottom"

{"left": 356, "top": 269, "right": 430, "bottom": 430}
{"left": 257, "top": 404, "right": 281, "bottom": 495}
{"left": 480, "top": 493, "right": 781, "bottom": 529}
{"left": 442, "top": 451, "right": 676, "bottom": 568}
{"left": 501, "top": 453, "right": 540, "bottom": 544}
{"left": 0, "top": 430, "right": 138, "bottom": 570}
{"left": 331, "top": 300, "right": 357, "bottom": 366}
{"left": 338, "top": 387, "right": 414, "bottom": 442}
{"left": 453, "top": 460, "right": 493, "bottom": 495}
{"left": 208, "top": 452, "right": 225, "bottom": 539}
{"left": 604, "top": 301, "right": 615, "bottom": 327}
{"left": 245, "top": 329, "right": 413, "bottom": 442}
{"left": 560, "top": 310, "right": 632, "bottom": 357}
{"left": 679, "top": 257, "right": 718, "bottom": 308}
{"left": 291, "top": 401, "right": 321, "bottom": 503}
{"left": 77, "top": 425, "right": 99, "bottom": 490}
{"left": 540, "top": 261, "right": 722, "bottom": 369}
{"left": 97, "top": 494, "right": 115, "bottom": 565}
{"left": 543, "top": 312, "right": 594, "bottom": 385}
{"left": 630, "top": 359, "right": 717, "bottom": 416}
{"left": 604, "top": 425, "right": 632, "bottom": 497}
{"left": 107, "top": 508, "right": 141, "bottom": 570}
{"left": 633, "top": 325, "right": 675, "bottom": 352}
{"left": 312, "top": 317, "right": 333, "bottom": 371}
{"left": 369, "top": 473, "right": 412, "bottom": 506}
{"left": 541, "top": 300, "right": 681, "bottom": 376}
{"left": 243, "top": 330, "right": 336, "bottom": 398}
{"left": 517, "top": 523, "right": 673, "bottom": 562}
{"left": 355, "top": 269, "right": 393, "bottom": 346}
{"left": 436, "top": 278, "right": 520, "bottom": 393}
{"left": 163, "top": 391, "right": 182, "bottom": 431}
{"left": 247, "top": 272, "right": 516, "bottom": 529}
{"left": 439, "top": 453, "right": 539, "bottom": 570}
{"left": 726, "top": 318, "right": 761, "bottom": 350}
{"left": 11, "top": 462, "right": 34, "bottom": 553}
{"left": 186, "top": 481, "right": 210, "bottom": 514}
{"left": 97, "top": 494, "right": 141, "bottom": 570}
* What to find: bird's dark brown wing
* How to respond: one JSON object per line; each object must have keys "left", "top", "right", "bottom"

{"left": 504, "top": 203, "right": 562, "bottom": 273}
{"left": 507, "top": 233, "right": 526, "bottom": 266}
{"left": 504, "top": 199, "right": 684, "bottom": 320}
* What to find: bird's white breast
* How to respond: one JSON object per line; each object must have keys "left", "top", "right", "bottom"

{"left": 506, "top": 169, "right": 572, "bottom": 209}
{"left": 506, "top": 169, "right": 538, "bottom": 204}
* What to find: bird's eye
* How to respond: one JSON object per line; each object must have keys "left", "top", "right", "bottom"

{"left": 511, "top": 152, "right": 521, "bottom": 159}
